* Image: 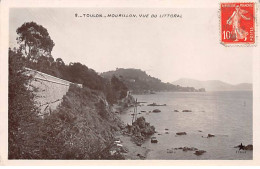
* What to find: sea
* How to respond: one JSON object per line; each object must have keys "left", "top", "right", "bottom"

{"left": 119, "top": 91, "right": 253, "bottom": 160}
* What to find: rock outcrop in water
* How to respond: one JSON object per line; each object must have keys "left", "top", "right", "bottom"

{"left": 148, "top": 103, "right": 166, "bottom": 106}
{"left": 124, "top": 117, "right": 156, "bottom": 146}
{"left": 234, "top": 144, "right": 253, "bottom": 150}
{"left": 194, "top": 150, "right": 206, "bottom": 156}
{"left": 245, "top": 144, "right": 253, "bottom": 150}
{"left": 182, "top": 110, "right": 192, "bottom": 112}
{"left": 176, "top": 132, "right": 187, "bottom": 135}
{"left": 152, "top": 109, "right": 161, "bottom": 113}
{"left": 207, "top": 134, "right": 215, "bottom": 138}
{"left": 174, "top": 147, "right": 198, "bottom": 151}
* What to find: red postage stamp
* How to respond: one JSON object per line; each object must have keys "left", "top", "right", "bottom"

{"left": 221, "top": 2, "right": 255, "bottom": 45}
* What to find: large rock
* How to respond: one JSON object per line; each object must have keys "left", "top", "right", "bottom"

{"left": 126, "top": 116, "right": 156, "bottom": 145}
{"left": 207, "top": 134, "right": 215, "bottom": 138}
{"left": 182, "top": 110, "right": 192, "bottom": 112}
{"left": 148, "top": 103, "right": 166, "bottom": 106}
{"left": 234, "top": 144, "right": 253, "bottom": 150}
{"left": 245, "top": 144, "right": 253, "bottom": 150}
{"left": 174, "top": 147, "right": 198, "bottom": 152}
{"left": 152, "top": 109, "right": 161, "bottom": 113}
{"left": 176, "top": 132, "right": 187, "bottom": 135}
{"left": 183, "top": 147, "right": 198, "bottom": 152}
{"left": 194, "top": 150, "right": 206, "bottom": 156}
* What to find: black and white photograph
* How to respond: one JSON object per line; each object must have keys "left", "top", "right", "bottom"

{"left": 1, "top": 0, "right": 260, "bottom": 165}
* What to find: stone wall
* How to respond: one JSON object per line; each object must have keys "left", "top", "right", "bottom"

{"left": 25, "top": 68, "right": 82, "bottom": 116}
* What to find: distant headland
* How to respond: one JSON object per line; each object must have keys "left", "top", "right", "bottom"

{"left": 101, "top": 68, "right": 206, "bottom": 94}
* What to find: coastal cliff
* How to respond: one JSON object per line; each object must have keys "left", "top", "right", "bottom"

{"left": 8, "top": 48, "right": 131, "bottom": 159}
{"left": 37, "top": 84, "right": 125, "bottom": 159}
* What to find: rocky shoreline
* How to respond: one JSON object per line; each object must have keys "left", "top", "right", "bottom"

{"left": 109, "top": 96, "right": 253, "bottom": 160}
{"left": 106, "top": 95, "right": 156, "bottom": 159}
{"left": 113, "top": 133, "right": 151, "bottom": 160}
{"left": 108, "top": 115, "right": 155, "bottom": 159}
{"left": 104, "top": 118, "right": 155, "bottom": 159}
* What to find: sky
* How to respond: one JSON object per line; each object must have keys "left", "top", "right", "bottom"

{"left": 9, "top": 8, "right": 253, "bottom": 84}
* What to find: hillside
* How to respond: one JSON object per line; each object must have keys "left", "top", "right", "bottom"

{"left": 8, "top": 21, "right": 130, "bottom": 159}
{"left": 9, "top": 21, "right": 150, "bottom": 160}
{"left": 172, "top": 78, "right": 252, "bottom": 91}
{"left": 101, "top": 68, "right": 205, "bottom": 94}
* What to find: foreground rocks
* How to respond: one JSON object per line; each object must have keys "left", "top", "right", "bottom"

{"left": 174, "top": 147, "right": 198, "bottom": 152}
{"left": 152, "top": 109, "right": 161, "bottom": 113}
{"left": 148, "top": 103, "right": 166, "bottom": 106}
{"left": 245, "top": 144, "right": 253, "bottom": 150}
{"left": 168, "top": 147, "right": 206, "bottom": 156}
{"left": 176, "top": 132, "right": 187, "bottom": 135}
{"left": 194, "top": 150, "right": 206, "bottom": 156}
{"left": 182, "top": 110, "right": 192, "bottom": 112}
{"left": 124, "top": 116, "right": 156, "bottom": 146}
{"left": 109, "top": 141, "right": 129, "bottom": 157}
{"left": 207, "top": 134, "right": 215, "bottom": 138}
{"left": 234, "top": 144, "right": 253, "bottom": 150}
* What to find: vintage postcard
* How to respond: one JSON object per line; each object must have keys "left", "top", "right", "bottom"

{"left": 0, "top": 0, "right": 260, "bottom": 166}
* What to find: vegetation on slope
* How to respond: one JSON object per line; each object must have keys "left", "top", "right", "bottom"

{"left": 9, "top": 48, "right": 39, "bottom": 159}
{"left": 8, "top": 21, "right": 129, "bottom": 159}
{"left": 9, "top": 78, "right": 124, "bottom": 159}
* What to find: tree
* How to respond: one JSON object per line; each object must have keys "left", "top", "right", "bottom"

{"left": 56, "top": 58, "right": 65, "bottom": 67}
{"left": 111, "top": 76, "right": 128, "bottom": 99}
{"left": 16, "top": 22, "right": 55, "bottom": 60}
{"left": 8, "top": 48, "right": 39, "bottom": 159}
{"left": 48, "top": 56, "right": 55, "bottom": 66}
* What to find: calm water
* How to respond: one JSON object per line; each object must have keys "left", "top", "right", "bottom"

{"left": 120, "top": 91, "right": 253, "bottom": 160}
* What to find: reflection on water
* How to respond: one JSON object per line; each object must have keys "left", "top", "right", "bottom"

{"left": 120, "top": 91, "right": 252, "bottom": 160}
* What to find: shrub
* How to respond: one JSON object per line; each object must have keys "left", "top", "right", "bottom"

{"left": 8, "top": 48, "right": 40, "bottom": 159}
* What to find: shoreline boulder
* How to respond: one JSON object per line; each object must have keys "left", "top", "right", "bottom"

{"left": 194, "top": 150, "right": 206, "bottom": 156}
{"left": 176, "top": 132, "right": 187, "bottom": 136}
{"left": 182, "top": 110, "right": 192, "bottom": 112}
{"left": 234, "top": 144, "right": 253, "bottom": 150}
{"left": 245, "top": 144, "right": 253, "bottom": 150}
{"left": 207, "top": 134, "right": 215, "bottom": 138}
{"left": 174, "top": 147, "right": 198, "bottom": 152}
{"left": 152, "top": 109, "right": 161, "bottom": 113}
{"left": 148, "top": 103, "right": 166, "bottom": 106}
